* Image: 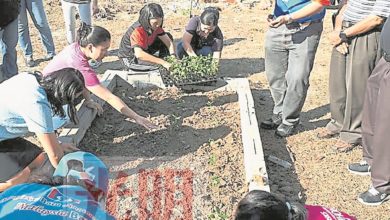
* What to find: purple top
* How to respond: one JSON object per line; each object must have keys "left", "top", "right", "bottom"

{"left": 43, "top": 43, "right": 100, "bottom": 87}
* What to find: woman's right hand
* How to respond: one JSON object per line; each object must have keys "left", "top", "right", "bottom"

{"left": 162, "top": 61, "right": 171, "bottom": 70}
{"left": 37, "top": 133, "right": 70, "bottom": 168}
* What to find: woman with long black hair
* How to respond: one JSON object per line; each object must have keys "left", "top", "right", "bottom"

{"left": 0, "top": 68, "right": 84, "bottom": 191}
{"left": 177, "top": 7, "right": 224, "bottom": 60}
{"left": 118, "top": 3, "right": 176, "bottom": 71}
{"left": 43, "top": 23, "right": 157, "bottom": 130}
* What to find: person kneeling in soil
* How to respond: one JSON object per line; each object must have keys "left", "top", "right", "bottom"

{"left": 0, "top": 69, "right": 83, "bottom": 192}
{"left": 0, "top": 151, "right": 114, "bottom": 219}
{"left": 43, "top": 23, "right": 158, "bottom": 131}
{"left": 118, "top": 3, "right": 176, "bottom": 71}
{"left": 234, "top": 190, "right": 356, "bottom": 220}
{"left": 176, "top": 7, "right": 224, "bottom": 61}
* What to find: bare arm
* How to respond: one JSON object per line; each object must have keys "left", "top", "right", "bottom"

{"left": 36, "top": 133, "right": 63, "bottom": 168}
{"left": 134, "top": 47, "right": 171, "bottom": 69}
{"left": 182, "top": 32, "right": 197, "bottom": 57}
{"left": 344, "top": 15, "right": 385, "bottom": 37}
{"left": 87, "top": 84, "right": 158, "bottom": 130}
{"left": 290, "top": 1, "right": 324, "bottom": 21}
{"left": 158, "top": 34, "right": 176, "bottom": 55}
{"left": 82, "top": 87, "right": 103, "bottom": 115}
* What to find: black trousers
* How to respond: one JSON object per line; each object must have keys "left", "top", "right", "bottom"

{"left": 361, "top": 57, "right": 390, "bottom": 193}
{"left": 120, "top": 32, "right": 173, "bottom": 71}
{"left": 0, "top": 137, "right": 42, "bottom": 182}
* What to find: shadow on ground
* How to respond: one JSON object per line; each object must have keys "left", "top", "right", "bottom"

{"left": 219, "top": 58, "right": 265, "bottom": 78}
{"left": 252, "top": 87, "right": 306, "bottom": 203}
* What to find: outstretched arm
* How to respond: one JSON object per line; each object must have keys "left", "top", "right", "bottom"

{"left": 36, "top": 133, "right": 78, "bottom": 168}
{"left": 87, "top": 84, "right": 158, "bottom": 130}
{"left": 134, "top": 47, "right": 171, "bottom": 70}
{"left": 158, "top": 34, "right": 176, "bottom": 56}
{"left": 182, "top": 32, "right": 197, "bottom": 57}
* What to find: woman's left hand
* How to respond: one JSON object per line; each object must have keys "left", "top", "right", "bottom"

{"left": 269, "top": 15, "right": 289, "bottom": 27}
{"left": 134, "top": 116, "right": 159, "bottom": 131}
{"left": 85, "top": 100, "right": 103, "bottom": 116}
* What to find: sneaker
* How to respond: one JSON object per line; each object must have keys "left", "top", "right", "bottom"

{"left": 275, "top": 123, "right": 296, "bottom": 137}
{"left": 89, "top": 59, "right": 102, "bottom": 69}
{"left": 317, "top": 128, "right": 338, "bottom": 139}
{"left": 358, "top": 186, "right": 390, "bottom": 206}
{"left": 332, "top": 139, "right": 359, "bottom": 153}
{"left": 25, "top": 57, "right": 35, "bottom": 67}
{"left": 44, "top": 54, "right": 55, "bottom": 61}
{"left": 348, "top": 160, "right": 370, "bottom": 176}
{"left": 260, "top": 113, "right": 282, "bottom": 130}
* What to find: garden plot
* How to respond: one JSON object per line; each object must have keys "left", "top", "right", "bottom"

{"left": 58, "top": 70, "right": 268, "bottom": 219}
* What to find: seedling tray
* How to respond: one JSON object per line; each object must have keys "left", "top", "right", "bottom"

{"left": 159, "top": 68, "right": 218, "bottom": 87}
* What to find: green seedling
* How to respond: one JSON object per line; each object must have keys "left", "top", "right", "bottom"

{"left": 208, "top": 207, "right": 228, "bottom": 220}
{"left": 209, "top": 154, "right": 217, "bottom": 166}
{"left": 210, "top": 175, "right": 221, "bottom": 188}
{"left": 164, "top": 55, "right": 218, "bottom": 81}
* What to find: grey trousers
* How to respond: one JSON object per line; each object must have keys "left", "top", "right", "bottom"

{"left": 326, "top": 29, "right": 382, "bottom": 144}
{"left": 361, "top": 58, "right": 390, "bottom": 193}
{"left": 265, "top": 22, "right": 323, "bottom": 125}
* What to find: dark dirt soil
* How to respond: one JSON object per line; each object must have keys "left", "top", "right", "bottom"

{"left": 79, "top": 80, "right": 246, "bottom": 218}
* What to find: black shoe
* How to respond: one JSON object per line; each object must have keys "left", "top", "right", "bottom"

{"left": 260, "top": 113, "right": 282, "bottom": 129}
{"left": 348, "top": 161, "right": 370, "bottom": 176}
{"left": 25, "top": 57, "right": 35, "bottom": 67}
{"left": 275, "top": 123, "right": 296, "bottom": 137}
{"left": 358, "top": 187, "right": 390, "bottom": 206}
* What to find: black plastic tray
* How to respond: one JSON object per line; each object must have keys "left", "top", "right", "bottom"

{"left": 159, "top": 68, "right": 218, "bottom": 87}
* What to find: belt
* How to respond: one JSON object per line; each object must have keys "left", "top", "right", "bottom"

{"left": 343, "top": 20, "right": 385, "bottom": 31}
{"left": 384, "top": 51, "right": 390, "bottom": 62}
{"left": 287, "top": 19, "right": 322, "bottom": 30}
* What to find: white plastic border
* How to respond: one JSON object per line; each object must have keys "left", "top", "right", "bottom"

{"left": 58, "top": 70, "right": 270, "bottom": 192}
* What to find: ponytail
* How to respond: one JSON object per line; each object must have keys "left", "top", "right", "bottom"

{"left": 200, "top": 7, "right": 221, "bottom": 26}
{"left": 76, "top": 22, "right": 111, "bottom": 47}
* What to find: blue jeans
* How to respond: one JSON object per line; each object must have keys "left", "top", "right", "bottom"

{"left": 265, "top": 22, "right": 322, "bottom": 125}
{"left": 61, "top": 0, "right": 91, "bottom": 44}
{"left": 176, "top": 41, "right": 213, "bottom": 59}
{"left": 18, "top": 0, "right": 55, "bottom": 59}
{"left": 0, "top": 18, "right": 18, "bottom": 79}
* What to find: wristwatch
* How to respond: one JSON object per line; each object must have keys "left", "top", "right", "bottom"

{"left": 339, "top": 31, "right": 348, "bottom": 42}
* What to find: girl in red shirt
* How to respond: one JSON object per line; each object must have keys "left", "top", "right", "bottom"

{"left": 118, "top": 3, "right": 175, "bottom": 71}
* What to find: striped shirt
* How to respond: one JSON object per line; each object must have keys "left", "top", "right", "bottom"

{"left": 343, "top": 0, "right": 390, "bottom": 23}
